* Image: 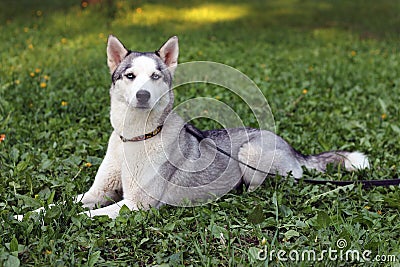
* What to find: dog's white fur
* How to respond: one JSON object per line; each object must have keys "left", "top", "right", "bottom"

{"left": 17, "top": 36, "right": 369, "bottom": 220}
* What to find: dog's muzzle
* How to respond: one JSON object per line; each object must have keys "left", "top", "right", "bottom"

{"left": 136, "top": 90, "right": 150, "bottom": 104}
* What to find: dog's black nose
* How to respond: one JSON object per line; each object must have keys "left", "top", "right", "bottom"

{"left": 136, "top": 90, "right": 150, "bottom": 103}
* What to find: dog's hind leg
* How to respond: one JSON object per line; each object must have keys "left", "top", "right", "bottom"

{"left": 238, "top": 142, "right": 272, "bottom": 191}
{"left": 238, "top": 135, "right": 303, "bottom": 191}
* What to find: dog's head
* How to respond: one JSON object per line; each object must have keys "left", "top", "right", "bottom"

{"left": 107, "top": 35, "right": 178, "bottom": 112}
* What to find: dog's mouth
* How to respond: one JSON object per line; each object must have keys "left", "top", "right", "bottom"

{"left": 130, "top": 101, "right": 152, "bottom": 110}
{"left": 134, "top": 105, "right": 151, "bottom": 110}
{"left": 126, "top": 96, "right": 162, "bottom": 111}
{"left": 126, "top": 98, "right": 151, "bottom": 110}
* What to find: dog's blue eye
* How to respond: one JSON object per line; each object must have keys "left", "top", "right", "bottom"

{"left": 125, "top": 73, "right": 135, "bottom": 80}
{"left": 151, "top": 73, "right": 161, "bottom": 80}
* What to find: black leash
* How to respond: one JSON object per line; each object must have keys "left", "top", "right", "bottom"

{"left": 184, "top": 124, "right": 400, "bottom": 188}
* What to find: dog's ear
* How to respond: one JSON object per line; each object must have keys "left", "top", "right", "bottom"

{"left": 157, "top": 36, "right": 179, "bottom": 76}
{"left": 107, "top": 35, "right": 129, "bottom": 74}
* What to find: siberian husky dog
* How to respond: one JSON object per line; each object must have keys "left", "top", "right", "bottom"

{"left": 19, "top": 36, "right": 369, "bottom": 219}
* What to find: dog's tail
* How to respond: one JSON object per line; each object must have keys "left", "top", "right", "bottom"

{"left": 298, "top": 151, "right": 370, "bottom": 172}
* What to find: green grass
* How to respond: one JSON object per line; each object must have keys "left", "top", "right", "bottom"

{"left": 1, "top": 0, "right": 400, "bottom": 266}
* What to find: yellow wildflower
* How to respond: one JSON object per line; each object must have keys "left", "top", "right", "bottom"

{"left": 28, "top": 44, "right": 34, "bottom": 49}
{"left": 35, "top": 68, "right": 41, "bottom": 73}
{"left": 61, "top": 101, "right": 68, "bottom": 107}
{"left": 30, "top": 72, "right": 35, "bottom": 77}
{"left": 302, "top": 89, "right": 308, "bottom": 94}
{"left": 85, "top": 162, "right": 92, "bottom": 167}
{"left": 40, "top": 82, "right": 47, "bottom": 88}
{"left": 261, "top": 237, "right": 267, "bottom": 246}
{"left": 381, "top": 113, "right": 387, "bottom": 120}
{"left": 0, "top": 134, "right": 5, "bottom": 142}
{"left": 136, "top": 7, "right": 143, "bottom": 14}
{"left": 351, "top": 50, "right": 357, "bottom": 57}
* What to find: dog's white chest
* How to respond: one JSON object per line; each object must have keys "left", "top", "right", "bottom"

{"left": 120, "top": 139, "right": 165, "bottom": 198}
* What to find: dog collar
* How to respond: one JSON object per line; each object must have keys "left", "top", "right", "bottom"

{"left": 119, "top": 125, "right": 163, "bottom": 142}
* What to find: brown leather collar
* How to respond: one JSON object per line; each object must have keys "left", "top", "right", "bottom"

{"left": 119, "top": 125, "right": 163, "bottom": 142}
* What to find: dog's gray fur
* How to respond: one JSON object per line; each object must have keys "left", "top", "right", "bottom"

{"left": 18, "top": 36, "right": 369, "bottom": 219}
